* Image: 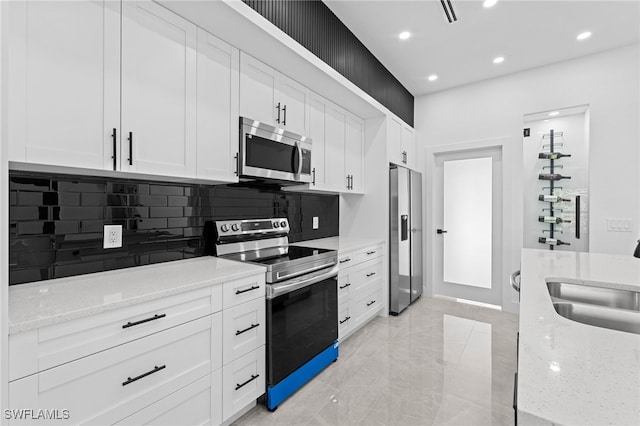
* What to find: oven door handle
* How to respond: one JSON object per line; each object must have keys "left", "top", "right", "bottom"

{"left": 267, "top": 265, "right": 339, "bottom": 299}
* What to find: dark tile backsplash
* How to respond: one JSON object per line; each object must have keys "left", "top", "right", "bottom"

{"left": 9, "top": 171, "right": 339, "bottom": 285}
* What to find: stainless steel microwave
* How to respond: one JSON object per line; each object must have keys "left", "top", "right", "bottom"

{"left": 239, "top": 117, "right": 312, "bottom": 184}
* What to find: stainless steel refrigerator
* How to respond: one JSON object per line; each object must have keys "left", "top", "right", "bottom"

{"left": 389, "top": 165, "right": 423, "bottom": 315}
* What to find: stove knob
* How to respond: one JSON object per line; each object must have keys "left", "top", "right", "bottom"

{"left": 231, "top": 224, "right": 240, "bottom": 231}
{"left": 273, "top": 222, "right": 280, "bottom": 228}
{"left": 280, "top": 220, "right": 287, "bottom": 228}
{"left": 220, "top": 224, "right": 229, "bottom": 233}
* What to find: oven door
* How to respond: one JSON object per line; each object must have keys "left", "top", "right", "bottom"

{"left": 266, "top": 265, "right": 338, "bottom": 386}
{"left": 240, "top": 118, "right": 312, "bottom": 183}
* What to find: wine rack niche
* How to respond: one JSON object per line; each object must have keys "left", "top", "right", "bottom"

{"left": 537, "top": 129, "right": 573, "bottom": 250}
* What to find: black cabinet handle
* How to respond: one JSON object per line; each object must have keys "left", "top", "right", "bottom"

{"left": 339, "top": 316, "right": 351, "bottom": 324}
{"left": 111, "top": 128, "right": 117, "bottom": 170}
{"left": 366, "top": 251, "right": 376, "bottom": 255}
{"left": 122, "top": 365, "right": 166, "bottom": 386}
{"left": 339, "top": 258, "right": 351, "bottom": 264}
{"left": 127, "top": 131, "right": 133, "bottom": 165}
{"left": 575, "top": 195, "right": 581, "bottom": 239}
{"left": 436, "top": 229, "right": 447, "bottom": 234}
{"left": 236, "top": 323, "right": 260, "bottom": 336}
{"left": 366, "top": 272, "right": 376, "bottom": 277}
{"left": 312, "top": 168, "right": 316, "bottom": 186}
{"left": 235, "top": 285, "right": 260, "bottom": 295}
{"left": 236, "top": 374, "right": 259, "bottom": 391}
{"left": 122, "top": 313, "right": 166, "bottom": 329}
{"left": 366, "top": 300, "right": 376, "bottom": 307}
{"left": 234, "top": 152, "right": 239, "bottom": 176}
{"left": 282, "top": 105, "right": 287, "bottom": 126}
{"left": 276, "top": 103, "right": 281, "bottom": 124}
{"left": 402, "top": 151, "right": 407, "bottom": 163}
{"left": 339, "top": 283, "right": 351, "bottom": 289}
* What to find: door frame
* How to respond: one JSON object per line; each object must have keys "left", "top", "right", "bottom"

{"left": 425, "top": 136, "right": 518, "bottom": 312}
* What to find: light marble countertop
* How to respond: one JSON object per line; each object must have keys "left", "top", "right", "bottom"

{"left": 9, "top": 257, "right": 266, "bottom": 334}
{"left": 292, "top": 236, "right": 384, "bottom": 253}
{"left": 518, "top": 249, "right": 640, "bottom": 426}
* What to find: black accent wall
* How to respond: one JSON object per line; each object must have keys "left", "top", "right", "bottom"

{"left": 242, "top": 0, "right": 414, "bottom": 126}
{"left": 9, "top": 171, "right": 339, "bottom": 285}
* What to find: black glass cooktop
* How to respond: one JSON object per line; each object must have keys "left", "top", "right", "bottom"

{"left": 221, "top": 246, "right": 333, "bottom": 265}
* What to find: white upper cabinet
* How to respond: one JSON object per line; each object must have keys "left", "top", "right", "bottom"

{"left": 308, "top": 95, "right": 327, "bottom": 188}
{"left": 388, "top": 114, "right": 416, "bottom": 170}
{"left": 7, "top": 1, "right": 120, "bottom": 170}
{"left": 120, "top": 1, "right": 197, "bottom": 178}
{"left": 239, "top": 53, "right": 309, "bottom": 136}
{"left": 345, "top": 115, "right": 364, "bottom": 193}
{"left": 324, "top": 103, "right": 347, "bottom": 191}
{"left": 195, "top": 28, "right": 240, "bottom": 183}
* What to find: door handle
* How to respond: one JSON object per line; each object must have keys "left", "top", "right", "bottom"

{"left": 111, "top": 128, "right": 117, "bottom": 170}
{"left": 282, "top": 104, "right": 287, "bottom": 126}
{"left": 276, "top": 102, "right": 281, "bottom": 124}
{"left": 436, "top": 229, "right": 447, "bottom": 234}
{"left": 127, "top": 131, "right": 133, "bottom": 165}
{"left": 312, "top": 167, "right": 316, "bottom": 185}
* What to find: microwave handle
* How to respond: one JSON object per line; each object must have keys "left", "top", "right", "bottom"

{"left": 293, "top": 141, "right": 302, "bottom": 176}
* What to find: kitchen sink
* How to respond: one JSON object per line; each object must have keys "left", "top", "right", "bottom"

{"left": 547, "top": 281, "right": 640, "bottom": 311}
{"left": 553, "top": 302, "right": 640, "bottom": 335}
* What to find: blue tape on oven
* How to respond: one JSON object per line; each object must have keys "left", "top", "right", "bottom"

{"left": 267, "top": 340, "right": 339, "bottom": 411}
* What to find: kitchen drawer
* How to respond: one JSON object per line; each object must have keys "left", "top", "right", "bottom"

{"left": 352, "top": 286, "right": 383, "bottom": 325}
{"left": 352, "top": 244, "right": 383, "bottom": 265}
{"left": 117, "top": 369, "right": 222, "bottom": 426}
{"left": 222, "top": 274, "right": 266, "bottom": 309}
{"left": 8, "top": 314, "right": 221, "bottom": 425}
{"left": 9, "top": 286, "right": 220, "bottom": 381}
{"left": 351, "top": 258, "right": 384, "bottom": 293}
{"left": 337, "top": 250, "right": 355, "bottom": 267}
{"left": 337, "top": 273, "right": 352, "bottom": 304}
{"left": 222, "top": 345, "right": 265, "bottom": 422}
{"left": 222, "top": 298, "right": 266, "bottom": 364}
{"left": 338, "top": 301, "right": 352, "bottom": 341}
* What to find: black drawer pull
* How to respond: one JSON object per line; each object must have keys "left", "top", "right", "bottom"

{"left": 366, "top": 272, "right": 376, "bottom": 277}
{"left": 236, "top": 374, "right": 259, "bottom": 391}
{"left": 236, "top": 285, "right": 260, "bottom": 295}
{"left": 236, "top": 323, "right": 260, "bottom": 336}
{"left": 111, "top": 128, "right": 117, "bottom": 170}
{"left": 122, "top": 313, "right": 166, "bottom": 329}
{"left": 339, "top": 316, "right": 351, "bottom": 324}
{"left": 367, "top": 300, "right": 376, "bottom": 307}
{"left": 122, "top": 365, "right": 166, "bottom": 386}
{"left": 339, "top": 283, "right": 351, "bottom": 289}
{"left": 366, "top": 251, "right": 376, "bottom": 255}
{"left": 339, "top": 258, "right": 351, "bottom": 264}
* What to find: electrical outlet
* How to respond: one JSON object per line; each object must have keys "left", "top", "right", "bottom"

{"left": 607, "top": 218, "right": 632, "bottom": 232}
{"left": 313, "top": 217, "right": 319, "bottom": 230}
{"left": 103, "top": 225, "right": 123, "bottom": 249}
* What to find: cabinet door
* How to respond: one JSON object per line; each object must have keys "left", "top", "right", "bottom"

{"left": 324, "top": 104, "right": 346, "bottom": 191}
{"left": 239, "top": 53, "right": 278, "bottom": 126}
{"left": 121, "top": 1, "right": 197, "bottom": 177}
{"left": 388, "top": 115, "right": 403, "bottom": 166}
{"left": 308, "top": 95, "right": 327, "bottom": 188}
{"left": 278, "top": 75, "right": 309, "bottom": 136}
{"left": 345, "top": 114, "right": 364, "bottom": 193}
{"left": 196, "top": 28, "right": 240, "bottom": 182}
{"left": 401, "top": 125, "right": 416, "bottom": 169}
{"left": 7, "top": 1, "right": 120, "bottom": 170}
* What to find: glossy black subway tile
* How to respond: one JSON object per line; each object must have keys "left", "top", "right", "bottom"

{"left": 149, "top": 206, "right": 184, "bottom": 218}
{"left": 130, "top": 194, "right": 167, "bottom": 207}
{"left": 57, "top": 181, "right": 106, "bottom": 193}
{"left": 149, "top": 185, "right": 183, "bottom": 196}
{"left": 10, "top": 176, "right": 50, "bottom": 191}
{"left": 106, "top": 206, "right": 149, "bottom": 219}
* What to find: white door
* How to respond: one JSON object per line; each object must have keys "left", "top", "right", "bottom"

{"left": 239, "top": 53, "right": 278, "bottom": 126}
{"left": 121, "top": 1, "right": 197, "bottom": 177}
{"left": 433, "top": 147, "right": 503, "bottom": 306}
{"left": 308, "top": 95, "right": 327, "bottom": 188}
{"left": 7, "top": 0, "right": 120, "bottom": 170}
{"left": 324, "top": 104, "right": 346, "bottom": 191}
{"left": 345, "top": 115, "right": 364, "bottom": 193}
{"left": 278, "top": 76, "right": 309, "bottom": 136}
{"left": 195, "top": 28, "right": 239, "bottom": 182}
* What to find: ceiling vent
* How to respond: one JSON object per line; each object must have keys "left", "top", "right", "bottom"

{"left": 440, "top": 0, "right": 458, "bottom": 24}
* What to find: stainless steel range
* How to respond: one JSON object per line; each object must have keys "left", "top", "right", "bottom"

{"left": 214, "top": 218, "right": 339, "bottom": 411}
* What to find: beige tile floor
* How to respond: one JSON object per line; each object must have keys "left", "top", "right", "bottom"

{"left": 233, "top": 296, "right": 519, "bottom": 426}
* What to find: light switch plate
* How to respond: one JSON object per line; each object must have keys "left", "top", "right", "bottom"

{"left": 103, "top": 225, "right": 123, "bottom": 248}
{"left": 607, "top": 218, "right": 632, "bottom": 232}
{"left": 313, "top": 217, "right": 319, "bottom": 230}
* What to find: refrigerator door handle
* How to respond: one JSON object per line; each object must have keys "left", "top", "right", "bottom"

{"left": 401, "top": 215, "right": 409, "bottom": 241}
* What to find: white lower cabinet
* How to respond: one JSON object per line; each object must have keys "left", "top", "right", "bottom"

{"left": 337, "top": 244, "right": 384, "bottom": 342}
{"left": 7, "top": 273, "right": 266, "bottom": 426}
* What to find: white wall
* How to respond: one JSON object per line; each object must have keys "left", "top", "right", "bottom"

{"left": 0, "top": 2, "right": 8, "bottom": 414}
{"left": 416, "top": 44, "right": 640, "bottom": 310}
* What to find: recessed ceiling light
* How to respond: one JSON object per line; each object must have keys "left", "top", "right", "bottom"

{"left": 483, "top": 0, "right": 498, "bottom": 8}
{"left": 548, "top": 111, "right": 560, "bottom": 116}
{"left": 493, "top": 56, "right": 505, "bottom": 64}
{"left": 399, "top": 31, "right": 411, "bottom": 40}
{"left": 427, "top": 74, "right": 438, "bottom": 82}
{"left": 577, "top": 31, "right": 592, "bottom": 41}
